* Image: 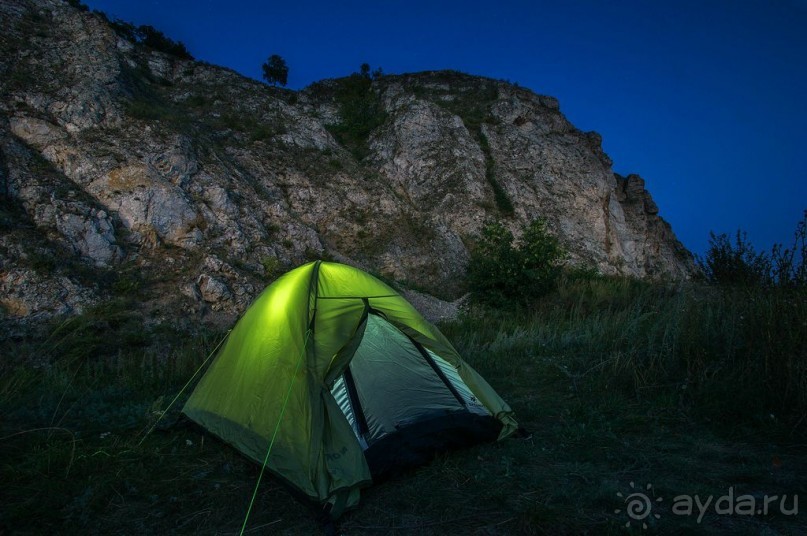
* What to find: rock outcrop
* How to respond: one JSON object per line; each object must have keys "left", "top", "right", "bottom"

{"left": 0, "top": 0, "right": 696, "bottom": 323}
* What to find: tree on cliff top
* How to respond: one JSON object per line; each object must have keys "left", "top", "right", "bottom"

{"left": 262, "top": 55, "right": 289, "bottom": 87}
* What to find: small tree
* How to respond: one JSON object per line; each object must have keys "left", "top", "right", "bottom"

{"left": 262, "top": 54, "right": 288, "bottom": 87}
{"left": 358, "top": 63, "right": 384, "bottom": 80}
{"left": 467, "top": 218, "right": 565, "bottom": 308}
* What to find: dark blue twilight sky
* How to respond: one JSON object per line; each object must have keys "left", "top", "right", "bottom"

{"left": 83, "top": 0, "right": 807, "bottom": 256}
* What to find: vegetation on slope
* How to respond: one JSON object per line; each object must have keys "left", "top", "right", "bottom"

{"left": 323, "top": 67, "right": 388, "bottom": 161}
{"left": 64, "top": 0, "right": 196, "bottom": 60}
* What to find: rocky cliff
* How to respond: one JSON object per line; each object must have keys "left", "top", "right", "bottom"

{"left": 0, "top": 0, "right": 695, "bottom": 324}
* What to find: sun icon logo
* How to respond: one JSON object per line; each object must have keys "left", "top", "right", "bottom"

{"left": 614, "top": 482, "right": 663, "bottom": 529}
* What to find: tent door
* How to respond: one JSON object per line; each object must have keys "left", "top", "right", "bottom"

{"left": 329, "top": 313, "right": 502, "bottom": 477}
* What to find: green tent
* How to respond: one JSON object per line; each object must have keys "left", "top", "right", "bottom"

{"left": 182, "top": 260, "right": 518, "bottom": 516}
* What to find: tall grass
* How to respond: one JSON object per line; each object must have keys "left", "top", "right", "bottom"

{"left": 1, "top": 351, "right": 208, "bottom": 452}
{"left": 4, "top": 275, "right": 803, "bottom": 434}
{"left": 444, "top": 275, "right": 807, "bottom": 430}
{"left": 0, "top": 303, "right": 226, "bottom": 431}
{"left": 0, "top": 314, "right": 239, "bottom": 533}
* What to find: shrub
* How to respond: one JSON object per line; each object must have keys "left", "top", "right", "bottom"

{"left": 771, "top": 210, "right": 806, "bottom": 288}
{"left": 356, "top": 63, "right": 384, "bottom": 80}
{"left": 260, "top": 256, "right": 282, "bottom": 281}
{"left": 123, "top": 99, "right": 171, "bottom": 121}
{"left": 467, "top": 218, "right": 565, "bottom": 308}
{"left": 699, "top": 211, "right": 806, "bottom": 288}
{"left": 699, "top": 231, "right": 771, "bottom": 286}
{"left": 184, "top": 94, "right": 208, "bottom": 108}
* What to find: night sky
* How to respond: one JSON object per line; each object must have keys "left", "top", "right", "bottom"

{"left": 83, "top": 0, "right": 807, "bottom": 256}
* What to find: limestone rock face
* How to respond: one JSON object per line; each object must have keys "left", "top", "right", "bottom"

{"left": 0, "top": 0, "right": 696, "bottom": 322}
{"left": 0, "top": 235, "right": 98, "bottom": 320}
{"left": 196, "top": 274, "right": 232, "bottom": 305}
{"left": 0, "top": 268, "right": 95, "bottom": 318}
{"left": 54, "top": 205, "right": 122, "bottom": 266}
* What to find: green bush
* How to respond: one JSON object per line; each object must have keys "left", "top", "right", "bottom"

{"left": 119, "top": 64, "right": 187, "bottom": 125}
{"left": 467, "top": 218, "right": 565, "bottom": 308}
{"left": 138, "top": 25, "right": 192, "bottom": 59}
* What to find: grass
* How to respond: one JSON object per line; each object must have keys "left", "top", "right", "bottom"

{"left": 1, "top": 276, "right": 805, "bottom": 534}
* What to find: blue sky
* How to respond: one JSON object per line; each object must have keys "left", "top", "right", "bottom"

{"left": 84, "top": 0, "right": 807, "bottom": 256}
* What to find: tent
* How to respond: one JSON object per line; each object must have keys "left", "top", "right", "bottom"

{"left": 182, "top": 260, "right": 518, "bottom": 517}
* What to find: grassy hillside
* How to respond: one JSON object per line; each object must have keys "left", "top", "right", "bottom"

{"left": 1, "top": 277, "right": 805, "bottom": 534}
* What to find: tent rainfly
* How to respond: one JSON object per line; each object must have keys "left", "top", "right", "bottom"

{"left": 182, "top": 261, "right": 518, "bottom": 518}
